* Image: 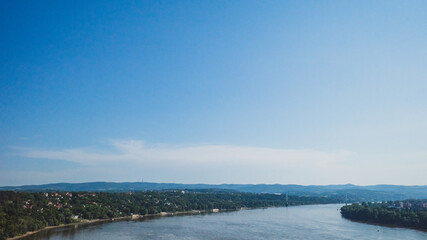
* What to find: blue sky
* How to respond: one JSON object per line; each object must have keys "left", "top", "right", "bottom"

{"left": 1, "top": 0, "right": 427, "bottom": 186}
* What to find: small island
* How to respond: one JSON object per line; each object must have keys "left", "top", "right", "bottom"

{"left": 0, "top": 190, "right": 339, "bottom": 240}
{"left": 341, "top": 200, "right": 427, "bottom": 231}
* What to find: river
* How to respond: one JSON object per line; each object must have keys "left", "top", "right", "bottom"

{"left": 21, "top": 204, "right": 427, "bottom": 240}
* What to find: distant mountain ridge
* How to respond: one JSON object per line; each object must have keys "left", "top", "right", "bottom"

{"left": 1, "top": 182, "right": 427, "bottom": 202}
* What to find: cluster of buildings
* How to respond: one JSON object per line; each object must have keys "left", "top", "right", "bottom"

{"left": 22, "top": 192, "right": 76, "bottom": 210}
{"left": 45, "top": 192, "right": 74, "bottom": 209}
{"left": 387, "top": 201, "right": 427, "bottom": 209}
{"left": 22, "top": 199, "right": 32, "bottom": 209}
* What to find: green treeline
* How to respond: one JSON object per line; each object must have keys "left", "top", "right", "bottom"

{"left": 0, "top": 190, "right": 338, "bottom": 239}
{"left": 341, "top": 200, "right": 427, "bottom": 230}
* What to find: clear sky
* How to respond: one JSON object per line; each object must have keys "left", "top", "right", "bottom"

{"left": 1, "top": 0, "right": 426, "bottom": 186}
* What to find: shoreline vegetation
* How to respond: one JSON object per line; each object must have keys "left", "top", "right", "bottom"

{"left": 1, "top": 190, "right": 341, "bottom": 240}
{"left": 340, "top": 200, "right": 427, "bottom": 232}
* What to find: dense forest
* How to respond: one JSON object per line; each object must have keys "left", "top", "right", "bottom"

{"left": 0, "top": 190, "right": 339, "bottom": 239}
{"left": 341, "top": 200, "right": 427, "bottom": 230}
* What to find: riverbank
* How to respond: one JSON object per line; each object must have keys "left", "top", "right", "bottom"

{"left": 7, "top": 218, "right": 111, "bottom": 240}
{"left": 6, "top": 209, "right": 232, "bottom": 240}
{"left": 342, "top": 217, "right": 427, "bottom": 233}
{"left": 340, "top": 202, "right": 427, "bottom": 233}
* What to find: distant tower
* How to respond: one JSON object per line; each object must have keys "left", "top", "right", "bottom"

{"left": 141, "top": 178, "right": 144, "bottom": 183}
{"left": 286, "top": 192, "right": 289, "bottom": 207}
{"left": 345, "top": 193, "right": 348, "bottom": 205}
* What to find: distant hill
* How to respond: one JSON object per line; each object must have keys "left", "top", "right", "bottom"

{"left": 1, "top": 182, "right": 426, "bottom": 202}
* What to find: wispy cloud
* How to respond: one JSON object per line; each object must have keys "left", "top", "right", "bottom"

{"left": 7, "top": 140, "right": 427, "bottom": 185}
{"left": 14, "top": 139, "right": 354, "bottom": 167}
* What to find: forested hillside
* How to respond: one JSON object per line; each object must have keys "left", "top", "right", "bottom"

{"left": 2, "top": 182, "right": 427, "bottom": 201}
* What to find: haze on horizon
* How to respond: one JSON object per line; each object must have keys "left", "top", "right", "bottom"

{"left": 1, "top": 1, "right": 426, "bottom": 187}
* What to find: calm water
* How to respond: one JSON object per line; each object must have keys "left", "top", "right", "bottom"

{"left": 23, "top": 204, "right": 427, "bottom": 240}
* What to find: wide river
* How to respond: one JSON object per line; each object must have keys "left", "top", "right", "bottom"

{"left": 22, "top": 204, "right": 427, "bottom": 240}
